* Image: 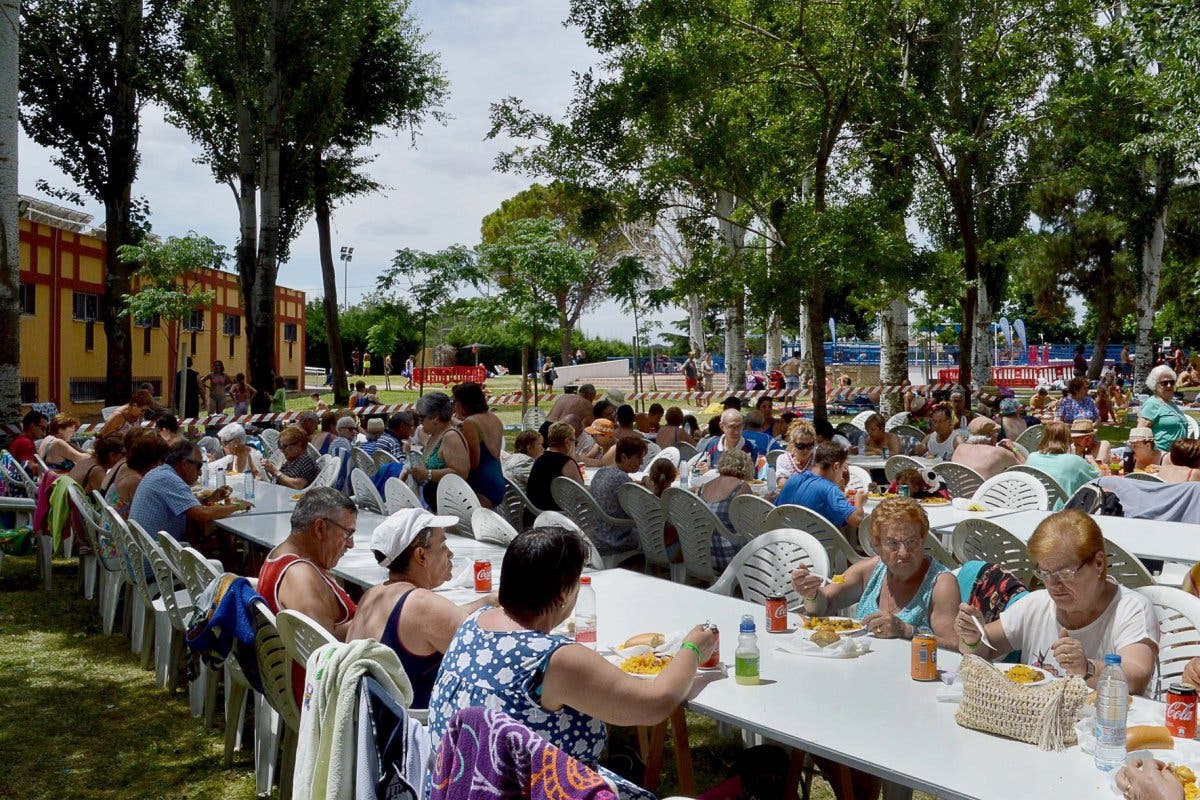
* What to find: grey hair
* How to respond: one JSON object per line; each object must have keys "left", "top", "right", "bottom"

{"left": 164, "top": 440, "right": 200, "bottom": 467}
{"left": 374, "top": 526, "right": 436, "bottom": 572}
{"left": 297, "top": 410, "right": 319, "bottom": 424}
{"left": 1147, "top": 364, "right": 1178, "bottom": 392}
{"left": 965, "top": 435, "right": 992, "bottom": 445}
{"left": 415, "top": 392, "right": 454, "bottom": 422}
{"left": 291, "top": 486, "right": 356, "bottom": 532}
{"left": 716, "top": 448, "right": 754, "bottom": 480}
{"left": 217, "top": 423, "right": 247, "bottom": 444}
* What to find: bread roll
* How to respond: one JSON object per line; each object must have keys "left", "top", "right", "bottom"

{"left": 1126, "top": 725, "right": 1174, "bottom": 752}
{"left": 811, "top": 629, "right": 841, "bottom": 648}
{"left": 622, "top": 632, "right": 666, "bottom": 649}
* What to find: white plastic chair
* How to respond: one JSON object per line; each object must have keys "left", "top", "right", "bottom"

{"left": 471, "top": 507, "right": 520, "bottom": 546}
{"left": 1014, "top": 425, "right": 1045, "bottom": 453}
{"left": 532, "top": 510, "right": 604, "bottom": 570}
{"left": 351, "top": 446, "right": 375, "bottom": 477}
{"left": 640, "top": 441, "right": 662, "bottom": 471}
{"left": 98, "top": 500, "right": 156, "bottom": 663}
{"left": 1125, "top": 472, "right": 1165, "bottom": 483}
{"left": 850, "top": 410, "right": 875, "bottom": 431}
{"left": 383, "top": 476, "right": 422, "bottom": 513}
{"left": 1008, "top": 464, "right": 1067, "bottom": 508}
{"left": 676, "top": 441, "right": 698, "bottom": 461}
{"left": 251, "top": 602, "right": 300, "bottom": 798}
{"left": 763, "top": 505, "right": 861, "bottom": 572}
{"left": 766, "top": 449, "right": 784, "bottom": 468}
{"left": 259, "top": 427, "right": 281, "bottom": 452}
{"left": 932, "top": 462, "right": 985, "bottom": 499}
{"left": 508, "top": 479, "right": 545, "bottom": 520}
{"left": 521, "top": 407, "right": 547, "bottom": 431}
{"left": 1138, "top": 585, "right": 1200, "bottom": 700}
{"left": 496, "top": 481, "right": 529, "bottom": 532}
{"left": 1103, "top": 537, "right": 1155, "bottom": 589}
{"left": 884, "top": 412, "right": 910, "bottom": 431}
{"left": 64, "top": 483, "right": 103, "bottom": 602}
{"left": 649, "top": 446, "right": 680, "bottom": 469}
{"left": 373, "top": 448, "right": 399, "bottom": 473}
{"left": 891, "top": 424, "right": 925, "bottom": 441}
{"left": 550, "top": 477, "right": 640, "bottom": 569}
{"left": 858, "top": 514, "right": 959, "bottom": 569}
{"left": 972, "top": 472, "right": 1049, "bottom": 511}
{"left": 617, "top": 483, "right": 684, "bottom": 582}
{"left": 435, "top": 473, "right": 481, "bottom": 539}
{"left": 132, "top": 522, "right": 194, "bottom": 691}
{"left": 350, "top": 468, "right": 385, "bottom": 514}
{"left": 662, "top": 487, "right": 749, "bottom": 585}
{"left": 304, "top": 454, "right": 341, "bottom": 493}
{"left": 884, "top": 454, "right": 924, "bottom": 481}
{"left": 277, "top": 608, "right": 338, "bottom": 672}
{"left": 728, "top": 493, "right": 775, "bottom": 539}
{"left": 306, "top": 442, "right": 321, "bottom": 462}
{"left": 709, "top": 529, "right": 830, "bottom": 609}
{"left": 845, "top": 465, "right": 872, "bottom": 495}
{"left": 950, "top": 519, "right": 1035, "bottom": 585}
{"left": 1188, "top": 416, "right": 1200, "bottom": 439}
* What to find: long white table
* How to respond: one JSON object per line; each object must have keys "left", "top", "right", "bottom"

{"left": 592, "top": 569, "right": 1126, "bottom": 800}
{"left": 870, "top": 499, "right": 1018, "bottom": 534}
{"left": 224, "top": 479, "right": 308, "bottom": 516}
{"left": 984, "top": 509, "right": 1200, "bottom": 565}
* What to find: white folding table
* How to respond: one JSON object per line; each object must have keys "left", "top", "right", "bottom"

{"left": 980, "top": 509, "right": 1200, "bottom": 565}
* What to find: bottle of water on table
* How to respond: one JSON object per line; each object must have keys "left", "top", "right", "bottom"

{"left": 1094, "top": 654, "right": 1128, "bottom": 772}
{"left": 243, "top": 471, "right": 256, "bottom": 501}
{"left": 574, "top": 575, "right": 597, "bottom": 649}
{"left": 735, "top": 614, "right": 760, "bottom": 685}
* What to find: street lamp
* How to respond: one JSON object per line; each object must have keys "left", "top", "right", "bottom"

{"left": 339, "top": 245, "right": 354, "bottom": 312}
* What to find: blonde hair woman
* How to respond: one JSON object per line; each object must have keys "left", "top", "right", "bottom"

{"left": 1022, "top": 420, "right": 1099, "bottom": 502}
{"left": 775, "top": 419, "right": 817, "bottom": 483}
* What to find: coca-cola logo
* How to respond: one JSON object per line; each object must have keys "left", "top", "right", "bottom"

{"left": 771, "top": 604, "right": 787, "bottom": 619}
{"left": 475, "top": 566, "right": 491, "bottom": 580}
{"left": 1167, "top": 701, "right": 1196, "bottom": 721}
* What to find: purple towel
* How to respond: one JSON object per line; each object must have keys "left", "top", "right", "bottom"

{"left": 430, "top": 708, "right": 617, "bottom": 800}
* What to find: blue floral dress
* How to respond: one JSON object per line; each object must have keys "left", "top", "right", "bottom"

{"left": 428, "top": 608, "right": 653, "bottom": 800}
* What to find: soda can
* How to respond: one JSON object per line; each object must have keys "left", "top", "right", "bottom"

{"left": 911, "top": 633, "right": 938, "bottom": 681}
{"left": 699, "top": 625, "right": 720, "bottom": 669}
{"left": 1167, "top": 683, "right": 1197, "bottom": 739}
{"left": 473, "top": 560, "right": 492, "bottom": 593}
{"left": 899, "top": 484, "right": 911, "bottom": 498}
{"left": 765, "top": 596, "right": 788, "bottom": 633}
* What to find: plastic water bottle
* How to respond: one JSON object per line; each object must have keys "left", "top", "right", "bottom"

{"left": 200, "top": 451, "right": 211, "bottom": 487}
{"left": 215, "top": 467, "right": 226, "bottom": 490}
{"left": 574, "top": 576, "right": 597, "bottom": 649}
{"left": 680, "top": 467, "right": 690, "bottom": 489}
{"left": 243, "top": 471, "right": 256, "bottom": 501}
{"left": 1094, "top": 654, "right": 1128, "bottom": 772}
{"left": 734, "top": 614, "right": 760, "bottom": 685}
{"left": 882, "top": 445, "right": 890, "bottom": 459}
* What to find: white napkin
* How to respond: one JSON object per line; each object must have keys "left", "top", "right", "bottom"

{"left": 611, "top": 631, "right": 685, "bottom": 658}
{"left": 774, "top": 635, "right": 871, "bottom": 659}
{"left": 936, "top": 679, "right": 963, "bottom": 703}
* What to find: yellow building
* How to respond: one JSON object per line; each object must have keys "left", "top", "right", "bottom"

{"left": 17, "top": 196, "right": 306, "bottom": 417}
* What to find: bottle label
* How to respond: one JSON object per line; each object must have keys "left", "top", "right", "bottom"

{"left": 574, "top": 629, "right": 597, "bottom": 644}
{"left": 734, "top": 655, "right": 760, "bottom": 678}
{"left": 1094, "top": 721, "right": 1125, "bottom": 748}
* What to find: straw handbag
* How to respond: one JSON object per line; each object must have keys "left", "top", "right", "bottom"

{"left": 955, "top": 655, "right": 1089, "bottom": 751}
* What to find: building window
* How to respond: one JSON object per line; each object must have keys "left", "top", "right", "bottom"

{"left": 283, "top": 323, "right": 297, "bottom": 343}
{"left": 72, "top": 291, "right": 100, "bottom": 321}
{"left": 143, "top": 325, "right": 152, "bottom": 355}
{"left": 85, "top": 321, "right": 95, "bottom": 351}
{"left": 134, "top": 313, "right": 161, "bottom": 328}
{"left": 69, "top": 377, "right": 107, "bottom": 403}
{"left": 222, "top": 314, "right": 241, "bottom": 336}
{"left": 19, "top": 283, "right": 35, "bottom": 316}
{"left": 190, "top": 330, "right": 198, "bottom": 355}
{"left": 183, "top": 309, "right": 204, "bottom": 332}
{"left": 229, "top": 335, "right": 235, "bottom": 358}
{"left": 20, "top": 378, "right": 38, "bottom": 403}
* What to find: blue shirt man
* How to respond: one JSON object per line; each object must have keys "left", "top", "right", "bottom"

{"left": 774, "top": 441, "right": 865, "bottom": 530}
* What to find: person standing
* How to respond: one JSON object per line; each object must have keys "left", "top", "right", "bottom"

{"left": 782, "top": 350, "right": 802, "bottom": 392}
{"left": 174, "top": 357, "right": 203, "bottom": 420}
{"left": 270, "top": 376, "right": 288, "bottom": 413}
{"left": 351, "top": 348, "right": 362, "bottom": 377}
{"left": 1073, "top": 345, "right": 1088, "bottom": 378}
{"left": 403, "top": 354, "right": 415, "bottom": 390}
{"left": 700, "top": 352, "right": 715, "bottom": 392}
{"left": 1121, "top": 344, "right": 1134, "bottom": 380}
{"left": 541, "top": 358, "right": 557, "bottom": 391}
{"left": 363, "top": 351, "right": 373, "bottom": 376}
{"left": 383, "top": 354, "right": 393, "bottom": 390}
{"left": 682, "top": 352, "right": 699, "bottom": 392}
{"left": 201, "top": 360, "right": 230, "bottom": 414}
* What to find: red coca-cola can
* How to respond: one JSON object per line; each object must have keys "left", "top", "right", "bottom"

{"left": 1167, "top": 683, "right": 1197, "bottom": 739}
{"left": 765, "top": 596, "right": 788, "bottom": 633}
{"left": 473, "top": 560, "right": 492, "bottom": 593}
{"left": 699, "top": 626, "right": 720, "bottom": 669}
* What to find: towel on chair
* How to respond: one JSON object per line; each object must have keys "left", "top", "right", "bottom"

{"left": 1097, "top": 477, "right": 1200, "bottom": 523}
{"left": 32, "top": 472, "right": 81, "bottom": 554}
{"left": 294, "top": 640, "right": 413, "bottom": 800}
{"left": 430, "top": 707, "right": 619, "bottom": 800}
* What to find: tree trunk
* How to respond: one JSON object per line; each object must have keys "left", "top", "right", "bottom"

{"left": 879, "top": 298, "right": 909, "bottom": 416}
{"left": 313, "top": 151, "right": 349, "bottom": 405}
{"left": 687, "top": 293, "right": 705, "bottom": 358}
{"left": 1088, "top": 249, "right": 1116, "bottom": 380}
{"left": 806, "top": 289, "right": 827, "bottom": 422}
{"left": 765, "top": 312, "right": 782, "bottom": 373}
{"left": 0, "top": 0, "right": 19, "bottom": 423}
{"left": 557, "top": 295, "right": 572, "bottom": 365}
{"left": 716, "top": 190, "right": 745, "bottom": 391}
{"left": 796, "top": 304, "right": 810, "bottom": 388}
{"left": 971, "top": 277, "right": 994, "bottom": 392}
{"left": 1135, "top": 165, "right": 1169, "bottom": 388}
{"left": 231, "top": 0, "right": 258, "bottom": 379}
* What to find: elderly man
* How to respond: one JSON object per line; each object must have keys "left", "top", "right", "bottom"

{"left": 296, "top": 410, "right": 320, "bottom": 439}
{"left": 701, "top": 409, "right": 761, "bottom": 470}
{"left": 359, "top": 418, "right": 386, "bottom": 455}
{"left": 951, "top": 416, "right": 1017, "bottom": 479}
{"left": 376, "top": 411, "right": 415, "bottom": 462}
{"left": 129, "top": 440, "right": 250, "bottom": 543}
{"left": 546, "top": 383, "right": 597, "bottom": 427}
{"left": 330, "top": 415, "right": 358, "bottom": 454}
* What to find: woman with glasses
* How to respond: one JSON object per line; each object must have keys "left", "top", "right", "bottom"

{"left": 1138, "top": 365, "right": 1191, "bottom": 452}
{"left": 264, "top": 426, "right": 319, "bottom": 489}
{"left": 774, "top": 419, "right": 817, "bottom": 484}
{"left": 954, "top": 510, "right": 1159, "bottom": 695}
{"left": 408, "top": 392, "right": 470, "bottom": 511}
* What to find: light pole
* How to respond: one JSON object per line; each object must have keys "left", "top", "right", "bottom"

{"left": 339, "top": 245, "right": 354, "bottom": 312}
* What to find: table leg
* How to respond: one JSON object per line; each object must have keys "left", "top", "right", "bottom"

{"left": 670, "top": 707, "right": 695, "bottom": 796}
{"left": 881, "top": 780, "right": 913, "bottom": 800}
{"left": 642, "top": 720, "right": 668, "bottom": 793}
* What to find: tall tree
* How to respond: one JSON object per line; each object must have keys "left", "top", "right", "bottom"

{"left": 19, "top": 0, "right": 180, "bottom": 404}
{"left": 0, "top": 0, "right": 18, "bottom": 423}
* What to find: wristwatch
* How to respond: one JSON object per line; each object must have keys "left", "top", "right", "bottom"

{"left": 1084, "top": 659, "right": 1096, "bottom": 681}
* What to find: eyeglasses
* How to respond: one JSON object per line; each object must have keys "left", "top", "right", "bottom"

{"left": 1033, "top": 554, "right": 1097, "bottom": 584}
{"left": 1159, "top": 380, "right": 1176, "bottom": 387}
{"left": 880, "top": 537, "right": 924, "bottom": 553}
{"left": 324, "top": 517, "right": 357, "bottom": 542}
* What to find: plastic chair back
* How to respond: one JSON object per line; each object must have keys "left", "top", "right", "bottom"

{"left": 932, "top": 462, "right": 985, "bottom": 499}
{"left": 179, "top": 547, "right": 222, "bottom": 600}
{"left": 891, "top": 424, "right": 924, "bottom": 441}
{"left": 884, "top": 413, "right": 910, "bottom": 432}
{"left": 650, "top": 447, "right": 680, "bottom": 469}
{"left": 509, "top": 479, "right": 545, "bottom": 518}
{"left": 532, "top": 511, "right": 603, "bottom": 570}
{"left": 662, "top": 487, "right": 735, "bottom": 584}
{"left": 951, "top": 519, "right": 1034, "bottom": 585}
{"left": 640, "top": 442, "right": 662, "bottom": 471}
{"left": 1008, "top": 465, "right": 1067, "bottom": 508}
{"left": 1137, "top": 585, "right": 1200, "bottom": 700}
{"left": 259, "top": 428, "right": 281, "bottom": 451}
{"left": 1103, "top": 537, "right": 1155, "bottom": 589}
{"left": 383, "top": 477, "right": 422, "bottom": 514}
{"left": 495, "top": 481, "right": 528, "bottom": 532}
{"left": 617, "top": 483, "right": 673, "bottom": 572}
{"left": 132, "top": 520, "right": 191, "bottom": 632}
{"left": 435, "top": 473, "right": 480, "bottom": 538}
{"left": 471, "top": 507, "right": 519, "bottom": 546}
{"left": 65, "top": 483, "right": 105, "bottom": 557}
{"left": 521, "top": 408, "right": 546, "bottom": 431}
{"left": 351, "top": 447, "right": 375, "bottom": 477}
{"left": 1125, "top": 472, "right": 1165, "bottom": 483}
{"left": 845, "top": 465, "right": 872, "bottom": 495}
{"left": 276, "top": 609, "right": 338, "bottom": 670}
{"left": 708, "top": 529, "right": 830, "bottom": 609}
{"left": 1014, "top": 425, "right": 1045, "bottom": 453}
{"left": 550, "top": 476, "right": 639, "bottom": 568}
{"left": 728, "top": 493, "right": 775, "bottom": 538}
{"left": 676, "top": 442, "right": 698, "bottom": 461}
{"left": 884, "top": 454, "right": 923, "bottom": 481}
{"left": 373, "top": 448, "right": 398, "bottom": 473}
{"left": 350, "top": 468, "right": 385, "bottom": 514}
{"left": 251, "top": 602, "right": 301, "bottom": 731}
{"left": 764, "top": 504, "right": 861, "bottom": 571}
{"left": 306, "top": 456, "right": 341, "bottom": 492}
{"left": 1065, "top": 483, "right": 1103, "bottom": 513}
{"left": 766, "top": 449, "right": 784, "bottom": 468}
{"left": 835, "top": 423, "right": 862, "bottom": 447}
{"left": 850, "top": 411, "right": 874, "bottom": 431}
{"left": 972, "top": 472, "right": 1049, "bottom": 511}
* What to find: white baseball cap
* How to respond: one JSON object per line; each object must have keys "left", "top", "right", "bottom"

{"left": 370, "top": 508, "right": 458, "bottom": 568}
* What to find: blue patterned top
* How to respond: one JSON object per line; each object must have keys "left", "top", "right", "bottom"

{"left": 854, "top": 558, "right": 948, "bottom": 631}
{"left": 428, "top": 609, "right": 651, "bottom": 800}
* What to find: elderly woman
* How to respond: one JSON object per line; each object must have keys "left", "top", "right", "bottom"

{"left": 346, "top": 509, "right": 494, "bottom": 708}
{"left": 37, "top": 413, "right": 88, "bottom": 472}
{"left": 409, "top": 392, "right": 469, "bottom": 512}
{"left": 1057, "top": 377, "right": 1099, "bottom": 424}
{"left": 792, "top": 497, "right": 959, "bottom": 644}
{"left": 68, "top": 434, "right": 126, "bottom": 494}
{"left": 452, "top": 381, "right": 507, "bottom": 509}
{"left": 1157, "top": 438, "right": 1200, "bottom": 482}
{"left": 656, "top": 406, "right": 696, "bottom": 448}
{"left": 427, "top": 527, "right": 717, "bottom": 800}
{"left": 212, "top": 423, "right": 264, "bottom": 477}
{"left": 698, "top": 448, "right": 754, "bottom": 570}
{"left": 1139, "top": 365, "right": 1191, "bottom": 453}
{"left": 954, "top": 510, "right": 1159, "bottom": 693}
{"left": 1023, "top": 420, "right": 1099, "bottom": 503}
{"left": 775, "top": 419, "right": 817, "bottom": 484}
{"left": 265, "top": 426, "right": 320, "bottom": 489}
{"left": 861, "top": 413, "right": 904, "bottom": 457}
{"left": 502, "top": 430, "right": 543, "bottom": 490}
{"left": 97, "top": 389, "right": 154, "bottom": 438}
{"left": 104, "top": 429, "right": 169, "bottom": 518}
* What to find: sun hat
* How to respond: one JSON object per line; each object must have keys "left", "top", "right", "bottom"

{"left": 585, "top": 418, "right": 616, "bottom": 436}
{"left": 967, "top": 417, "right": 998, "bottom": 436}
{"left": 1127, "top": 427, "right": 1155, "bottom": 444}
{"left": 370, "top": 508, "right": 458, "bottom": 569}
{"left": 604, "top": 388, "right": 627, "bottom": 404}
{"left": 1069, "top": 418, "right": 1095, "bottom": 437}
{"left": 999, "top": 398, "right": 1020, "bottom": 417}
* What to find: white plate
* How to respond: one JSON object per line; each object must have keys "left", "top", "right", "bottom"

{"left": 796, "top": 616, "right": 867, "bottom": 638}
{"left": 1110, "top": 750, "right": 1200, "bottom": 795}
{"left": 606, "top": 653, "right": 700, "bottom": 679}
{"left": 995, "top": 663, "right": 1053, "bottom": 686}
{"left": 609, "top": 631, "right": 685, "bottom": 659}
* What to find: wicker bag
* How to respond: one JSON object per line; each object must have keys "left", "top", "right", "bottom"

{"left": 955, "top": 655, "right": 1089, "bottom": 751}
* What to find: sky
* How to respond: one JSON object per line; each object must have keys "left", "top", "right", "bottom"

{"left": 17, "top": 0, "right": 680, "bottom": 344}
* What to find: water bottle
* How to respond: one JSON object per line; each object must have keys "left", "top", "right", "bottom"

{"left": 574, "top": 576, "right": 597, "bottom": 649}
{"left": 734, "top": 614, "right": 760, "bottom": 685}
{"left": 243, "top": 471, "right": 256, "bottom": 501}
{"left": 680, "top": 467, "right": 690, "bottom": 489}
{"left": 882, "top": 445, "right": 890, "bottom": 459}
{"left": 215, "top": 467, "right": 226, "bottom": 490}
{"left": 1094, "top": 654, "right": 1128, "bottom": 772}
{"left": 200, "top": 451, "right": 210, "bottom": 487}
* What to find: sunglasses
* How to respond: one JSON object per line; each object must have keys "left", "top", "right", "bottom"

{"left": 1159, "top": 380, "right": 1176, "bottom": 387}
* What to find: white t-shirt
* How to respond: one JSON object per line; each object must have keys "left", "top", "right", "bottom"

{"left": 999, "top": 581, "right": 1159, "bottom": 676}
{"left": 923, "top": 431, "right": 960, "bottom": 460}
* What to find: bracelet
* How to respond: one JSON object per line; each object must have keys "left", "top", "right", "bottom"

{"left": 679, "top": 642, "right": 702, "bottom": 662}
{"left": 803, "top": 592, "right": 819, "bottom": 603}
{"left": 962, "top": 639, "right": 981, "bottom": 651}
